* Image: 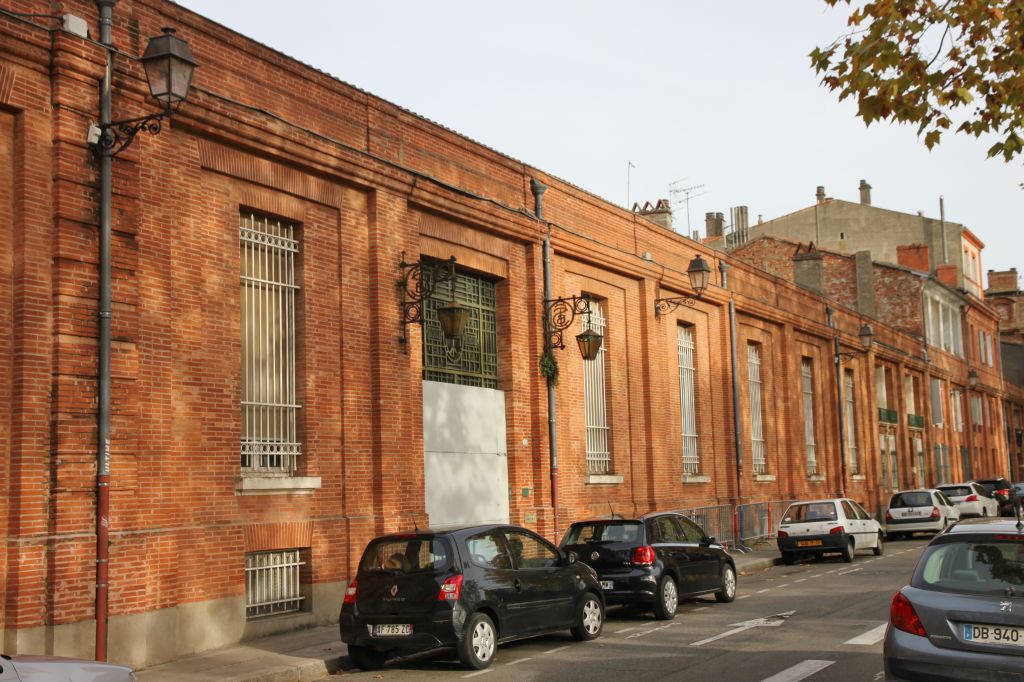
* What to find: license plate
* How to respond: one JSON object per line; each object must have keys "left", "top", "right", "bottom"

{"left": 373, "top": 623, "right": 412, "bottom": 637}
{"left": 797, "top": 540, "right": 823, "bottom": 547}
{"left": 963, "top": 623, "right": 1024, "bottom": 646}
{"left": 600, "top": 580, "right": 614, "bottom": 590}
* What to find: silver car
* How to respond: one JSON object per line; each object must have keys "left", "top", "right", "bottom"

{"left": 936, "top": 482, "right": 1000, "bottom": 519}
{"left": 884, "top": 489, "right": 960, "bottom": 539}
{"left": 0, "top": 655, "right": 135, "bottom": 681}
{"left": 883, "top": 517, "right": 1024, "bottom": 680}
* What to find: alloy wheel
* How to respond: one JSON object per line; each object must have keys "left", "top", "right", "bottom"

{"left": 471, "top": 619, "right": 495, "bottom": 663}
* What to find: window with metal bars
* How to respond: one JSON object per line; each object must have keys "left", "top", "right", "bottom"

{"left": 801, "top": 358, "right": 817, "bottom": 475}
{"left": 844, "top": 370, "right": 859, "bottom": 475}
{"left": 422, "top": 265, "right": 498, "bottom": 388}
{"left": 245, "top": 549, "right": 305, "bottom": 618}
{"left": 677, "top": 325, "right": 700, "bottom": 474}
{"left": 583, "top": 301, "right": 610, "bottom": 475}
{"left": 747, "top": 343, "right": 766, "bottom": 475}
{"left": 240, "top": 213, "right": 300, "bottom": 474}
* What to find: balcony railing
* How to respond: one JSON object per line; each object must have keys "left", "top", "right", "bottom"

{"left": 878, "top": 408, "right": 898, "bottom": 425}
{"left": 907, "top": 414, "right": 925, "bottom": 429}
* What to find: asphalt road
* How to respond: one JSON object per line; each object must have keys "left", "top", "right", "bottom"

{"left": 334, "top": 537, "right": 930, "bottom": 682}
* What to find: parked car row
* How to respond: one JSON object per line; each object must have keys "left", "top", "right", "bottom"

{"left": 340, "top": 510, "right": 737, "bottom": 670}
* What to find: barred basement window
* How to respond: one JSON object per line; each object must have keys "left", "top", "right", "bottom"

{"left": 584, "top": 301, "right": 610, "bottom": 475}
{"left": 748, "top": 343, "right": 766, "bottom": 475}
{"left": 245, "top": 549, "right": 305, "bottom": 618}
{"left": 240, "top": 213, "right": 301, "bottom": 474}
{"left": 423, "top": 265, "right": 498, "bottom": 388}
{"left": 801, "top": 358, "right": 817, "bottom": 475}
{"left": 677, "top": 325, "right": 700, "bottom": 474}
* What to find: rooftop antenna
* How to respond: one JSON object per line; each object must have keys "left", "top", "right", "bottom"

{"left": 626, "top": 161, "right": 636, "bottom": 209}
{"left": 669, "top": 179, "right": 707, "bottom": 234}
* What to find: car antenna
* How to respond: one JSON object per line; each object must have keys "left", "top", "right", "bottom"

{"left": 608, "top": 502, "right": 618, "bottom": 520}
{"left": 1015, "top": 489, "right": 1023, "bottom": 534}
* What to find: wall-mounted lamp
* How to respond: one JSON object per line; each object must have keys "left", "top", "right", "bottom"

{"left": 545, "top": 296, "right": 602, "bottom": 360}
{"left": 654, "top": 255, "right": 713, "bottom": 316}
{"left": 968, "top": 369, "right": 979, "bottom": 389}
{"left": 398, "top": 254, "right": 468, "bottom": 350}
{"left": 835, "top": 323, "right": 874, "bottom": 360}
{"left": 88, "top": 28, "right": 197, "bottom": 157}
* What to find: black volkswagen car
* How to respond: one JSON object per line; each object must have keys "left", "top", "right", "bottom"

{"left": 560, "top": 511, "right": 736, "bottom": 620}
{"left": 340, "top": 524, "right": 604, "bottom": 670}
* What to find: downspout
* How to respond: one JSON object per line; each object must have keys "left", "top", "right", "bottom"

{"left": 96, "top": 0, "right": 117, "bottom": 662}
{"left": 940, "top": 196, "right": 948, "bottom": 265}
{"left": 961, "top": 303, "right": 975, "bottom": 480}
{"left": 834, "top": 336, "right": 848, "bottom": 497}
{"left": 533, "top": 179, "right": 559, "bottom": 535}
{"left": 721, "top": 262, "right": 744, "bottom": 539}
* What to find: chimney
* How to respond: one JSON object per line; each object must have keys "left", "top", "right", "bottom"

{"left": 705, "top": 212, "right": 722, "bottom": 238}
{"left": 987, "top": 268, "right": 1019, "bottom": 293}
{"left": 793, "top": 244, "right": 824, "bottom": 294}
{"left": 935, "top": 264, "right": 958, "bottom": 287}
{"left": 816, "top": 186, "right": 826, "bottom": 204}
{"left": 637, "top": 198, "right": 672, "bottom": 230}
{"left": 854, "top": 251, "right": 877, "bottom": 317}
{"left": 859, "top": 179, "right": 872, "bottom": 205}
{"left": 896, "top": 244, "right": 930, "bottom": 272}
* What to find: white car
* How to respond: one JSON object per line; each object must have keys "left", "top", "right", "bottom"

{"left": 936, "top": 482, "right": 999, "bottom": 519}
{"left": 776, "top": 498, "right": 884, "bottom": 565}
{"left": 0, "top": 654, "right": 135, "bottom": 681}
{"left": 884, "top": 488, "right": 959, "bottom": 539}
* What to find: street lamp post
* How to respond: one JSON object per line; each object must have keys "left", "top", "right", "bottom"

{"left": 92, "top": 4, "right": 196, "bottom": 660}
{"left": 834, "top": 323, "right": 874, "bottom": 497}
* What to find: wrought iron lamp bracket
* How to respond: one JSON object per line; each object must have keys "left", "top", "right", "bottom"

{"left": 92, "top": 110, "right": 173, "bottom": 158}
{"left": 654, "top": 296, "right": 697, "bottom": 317}
{"left": 544, "top": 295, "right": 592, "bottom": 350}
{"left": 397, "top": 253, "right": 457, "bottom": 347}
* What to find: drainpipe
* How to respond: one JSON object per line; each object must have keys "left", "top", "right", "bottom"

{"left": 96, "top": 0, "right": 116, "bottom": 662}
{"left": 721, "top": 262, "right": 744, "bottom": 544}
{"left": 834, "top": 336, "right": 848, "bottom": 497}
{"left": 533, "top": 179, "right": 559, "bottom": 535}
{"left": 940, "top": 196, "right": 948, "bottom": 265}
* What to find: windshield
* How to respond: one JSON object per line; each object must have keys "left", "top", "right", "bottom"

{"left": 563, "top": 521, "right": 642, "bottom": 545}
{"left": 915, "top": 538, "right": 1024, "bottom": 595}
{"left": 359, "top": 536, "right": 453, "bottom": 575}
{"left": 891, "top": 492, "right": 932, "bottom": 508}
{"left": 783, "top": 502, "right": 838, "bottom": 523}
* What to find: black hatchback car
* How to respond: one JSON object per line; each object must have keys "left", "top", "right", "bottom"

{"left": 340, "top": 524, "right": 605, "bottom": 670}
{"left": 973, "top": 477, "right": 1015, "bottom": 517}
{"left": 560, "top": 512, "right": 736, "bottom": 620}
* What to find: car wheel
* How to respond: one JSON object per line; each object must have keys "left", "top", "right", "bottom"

{"left": 781, "top": 552, "right": 795, "bottom": 566}
{"left": 841, "top": 538, "right": 855, "bottom": 563}
{"left": 652, "top": 575, "right": 678, "bottom": 620}
{"left": 715, "top": 564, "right": 737, "bottom": 603}
{"left": 983, "top": 508, "right": 989, "bottom": 517}
{"left": 348, "top": 644, "right": 387, "bottom": 671}
{"left": 873, "top": 533, "right": 884, "bottom": 556}
{"left": 458, "top": 612, "right": 497, "bottom": 670}
{"left": 570, "top": 593, "right": 604, "bottom": 641}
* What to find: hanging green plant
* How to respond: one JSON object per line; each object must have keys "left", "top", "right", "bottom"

{"left": 539, "top": 351, "right": 559, "bottom": 383}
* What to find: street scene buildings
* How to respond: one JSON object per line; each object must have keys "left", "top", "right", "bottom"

{"left": 1, "top": 0, "right": 1021, "bottom": 672}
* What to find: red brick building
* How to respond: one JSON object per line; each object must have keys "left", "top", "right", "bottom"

{"left": 0, "top": 0, "right": 1012, "bottom": 668}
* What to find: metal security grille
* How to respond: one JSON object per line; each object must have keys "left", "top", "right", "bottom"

{"left": 584, "top": 302, "right": 610, "bottom": 474}
{"left": 844, "top": 370, "right": 859, "bottom": 475}
{"left": 245, "top": 549, "right": 305, "bottom": 618}
{"left": 952, "top": 390, "right": 964, "bottom": 432}
{"left": 748, "top": 344, "right": 766, "bottom": 475}
{"left": 240, "top": 213, "right": 300, "bottom": 474}
{"left": 801, "top": 359, "right": 817, "bottom": 475}
{"left": 423, "top": 268, "right": 498, "bottom": 388}
{"left": 677, "top": 326, "right": 700, "bottom": 474}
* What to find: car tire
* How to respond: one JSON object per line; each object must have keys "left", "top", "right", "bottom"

{"left": 873, "top": 533, "right": 884, "bottom": 556}
{"left": 983, "top": 508, "right": 989, "bottom": 517}
{"left": 715, "top": 564, "right": 737, "bottom": 603}
{"left": 781, "top": 552, "right": 795, "bottom": 566}
{"left": 458, "top": 612, "right": 497, "bottom": 670}
{"left": 652, "top": 575, "right": 678, "bottom": 620}
{"left": 841, "top": 538, "right": 855, "bottom": 563}
{"left": 570, "top": 592, "right": 604, "bottom": 641}
{"left": 348, "top": 644, "right": 387, "bottom": 671}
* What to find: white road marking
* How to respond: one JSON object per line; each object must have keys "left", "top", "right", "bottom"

{"left": 760, "top": 659, "right": 834, "bottom": 682}
{"left": 837, "top": 567, "right": 862, "bottom": 575}
{"left": 794, "top": 578, "right": 807, "bottom": 583}
{"left": 779, "top": 583, "right": 790, "bottom": 588}
{"left": 845, "top": 623, "right": 888, "bottom": 646}
{"left": 738, "top": 594, "right": 751, "bottom": 599}
{"left": 693, "top": 606, "right": 709, "bottom": 612}
{"left": 811, "top": 573, "right": 823, "bottom": 578}
{"left": 506, "top": 657, "right": 532, "bottom": 665}
{"left": 691, "top": 611, "right": 795, "bottom": 647}
{"left": 757, "top": 588, "right": 771, "bottom": 593}
{"left": 463, "top": 670, "right": 494, "bottom": 678}
{"left": 614, "top": 627, "right": 638, "bottom": 634}
{"left": 543, "top": 645, "right": 570, "bottom": 655}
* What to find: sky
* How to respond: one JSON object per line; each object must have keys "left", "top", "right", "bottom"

{"left": 174, "top": 0, "right": 1024, "bottom": 287}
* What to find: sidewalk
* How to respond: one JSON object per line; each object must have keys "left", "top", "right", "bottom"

{"left": 136, "top": 544, "right": 780, "bottom": 682}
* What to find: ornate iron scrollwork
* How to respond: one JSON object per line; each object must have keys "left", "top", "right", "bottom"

{"left": 544, "top": 295, "right": 592, "bottom": 350}
{"left": 654, "top": 296, "right": 697, "bottom": 317}
{"left": 93, "top": 111, "right": 171, "bottom": 158}
{"left": 398, "top": 253, "right": 457, "bottom": 347}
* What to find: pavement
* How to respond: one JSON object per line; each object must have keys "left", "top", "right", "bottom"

{"left": 135, "top": 542, "right": 781, "bottom": 682}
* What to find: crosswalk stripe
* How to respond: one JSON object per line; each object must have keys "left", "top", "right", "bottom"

{"left": 760, "top": 659, "right": 835, "bottom": 682}
{"left": 845, "top": 623, "right": 888, "bottom": 646}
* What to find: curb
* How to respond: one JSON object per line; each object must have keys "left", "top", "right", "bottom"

{"left": 737, "top": 556, "right": 780, "bottom": 575}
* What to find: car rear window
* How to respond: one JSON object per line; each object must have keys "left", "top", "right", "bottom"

{"left": 563, "top": 521, "right": 642, "bottom": 545}
{"left": 915, "top": 538, "right": 1024, "bottom": 595}
{"left": 783, "top": 502, "right": 838, "bottom": 523}
{"left": 891, "top": 492, "right": 933, "bottom": 508}
{"left": 360, "top": 536, "right": 453, "bottom": 575}
{"left": 939, "top": 486, "right": 971, "bottom": 498}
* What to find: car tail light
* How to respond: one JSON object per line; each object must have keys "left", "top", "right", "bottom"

{"left": 930, "top": 506, "right": 940, "bottom": 518}
{"left": 997, "top": 489, "right": 1010, "bottom": 497}
{"left": 777, "top": 529, "right": 789, "bottom": 538}
{"left": 965, "top": 494, "right": 979, "bottom": 502}
{"left": 885, "top": 510, "right": 893, "bottom": 521}
{"left": 343, "top": 579, "right": 358, "bottom": 605}
{"left": 890, "top": 592, "right": 927, "bottom": 637}
{"left": 829, "top": 526, "right": 845, "bottom": 534}
{"left": 438, "top": 574, "right": 463, "bottom": 601}
{"left": 631, "top": 545, "right": 656, "bottom": 566}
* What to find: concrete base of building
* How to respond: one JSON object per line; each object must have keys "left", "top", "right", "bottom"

{"left": 3, "top": 581, "right": 345, "bottom": 670}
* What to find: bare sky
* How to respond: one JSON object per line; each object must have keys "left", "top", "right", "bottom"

{"left": 174, "top": 0, "right": 1024, "bottom": 287}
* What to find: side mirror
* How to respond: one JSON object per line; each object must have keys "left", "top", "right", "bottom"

{"left": 566, "top": 550, "right": 578, "bottom": 565}
{"left": 704, "top": 536, "right": 716, "bottom": 546}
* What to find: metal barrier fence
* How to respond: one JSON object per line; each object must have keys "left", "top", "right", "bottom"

{"left": 681, "top": 504, "right": 735, "bottom": 548}
{"left": 679, "top": 499, "right": 797, "bottom": 551}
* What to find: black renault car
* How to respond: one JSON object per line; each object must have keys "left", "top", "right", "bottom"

{"left": 560, "top": 511, "right": 736, "bottom": 620}
{"left": 340, "top": 524, "right": 604, "bottom": 670}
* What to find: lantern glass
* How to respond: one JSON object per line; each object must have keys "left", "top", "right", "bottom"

{"left": 687, "top": 255, "right": 712, "bottom": 295}
{"left": 575, "top": 329, "right": 603, "bottom": 361}
{"left": 968, "top": 369, "right": 979, "bottom": 388}
{"left": 437, "top": 301, "right": 470, "bottom": 341}
{"left": 858, "top": 323, "right": 874, "bottom": 350}
{"left": 141, "top": 28, "right": 197, "bottom": 107}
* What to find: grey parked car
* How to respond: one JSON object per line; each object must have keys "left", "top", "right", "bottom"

{"left": 884, "top": 517, "right": 1024, "bottom": 680}
{"left": 0, "top": 654, "right": 135, "bottom": 681}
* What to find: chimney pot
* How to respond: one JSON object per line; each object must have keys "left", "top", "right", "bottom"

{"left": 859, "top": 179, "right": 872, "bottom": 205}
{"left": 816, "top": 186, "right": 826, "bottom": 204}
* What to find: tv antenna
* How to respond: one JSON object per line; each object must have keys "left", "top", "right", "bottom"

{"left": 669, "top": 179, "right": 707, "bottom": 234}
